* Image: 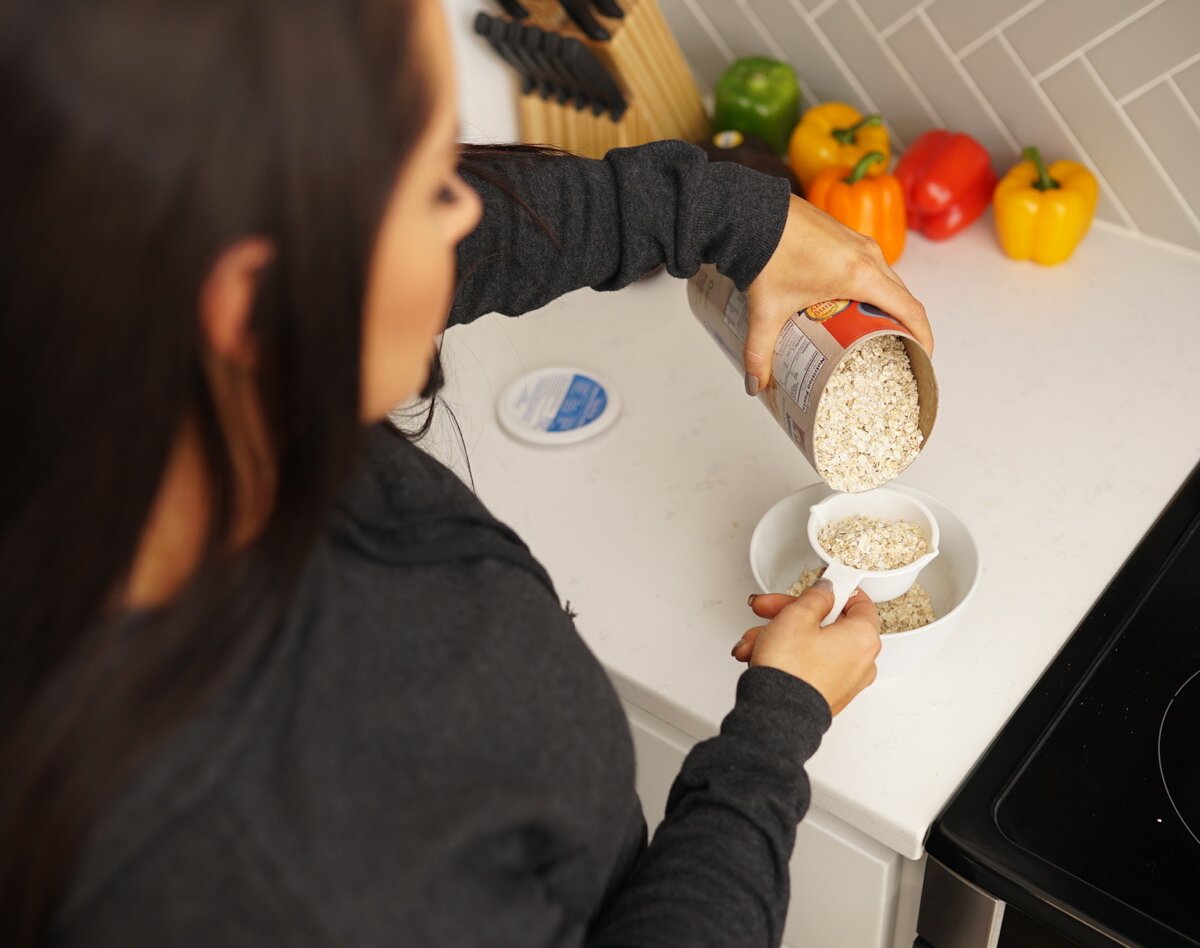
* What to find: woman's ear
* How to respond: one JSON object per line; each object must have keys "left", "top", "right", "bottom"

{"left": 199, "top": 239, "right": 275, "bottom": 369}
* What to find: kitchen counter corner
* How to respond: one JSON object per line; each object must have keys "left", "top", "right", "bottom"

{"left": 429, "top": 221, "right": 1200, "bottom": 859}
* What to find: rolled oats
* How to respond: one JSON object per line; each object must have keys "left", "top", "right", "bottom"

{"left": 789, "top": 568, "right": 936, "bottom": 634}
{"left": 814, "top": 335, "right": 922, "bottom": 492}
{"left": 817, "top": 514, "right": 929, "bottom": 571}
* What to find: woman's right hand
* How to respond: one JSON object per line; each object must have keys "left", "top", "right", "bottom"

{"left": 731, "top": 584, "right": 881, "bottom": 715}
{"left": 741, "top": 194, "right": 933, "bottom": 395}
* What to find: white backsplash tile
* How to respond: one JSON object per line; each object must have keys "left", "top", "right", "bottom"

{"left": 1174, "top": 58, "right": 1200, "bottom": 112}
{"left": 925, "top": 0, "right": 1046, "bottom": 54}
{"left": 1124, "top": 82, "right": 1200, "bottom": 219}
{"left": 816, "top": 0, "right": 935, "bottom": 146}
{"left": 661, "top": 0, "right": 1200, "bottom": 254}
{"left": 1087, "top": 0, "right": 1200, "bottom": 100}
{"left": 744, "top": 0, "right": 871, "bottom": 109}
{"left": 692, "top": 0, "right": 771, "bottom": 59}
{"left": 856, "top": 0, "right": 918, "bottom": 31}
{"left": 658, "top": 0, "right": 731, "bottom": 89}
{"left": 887, "top": 14, "right": 1018, "bottom": 161}
{"left": 1043, "top": 58, "right": 1200, "bottom": 249}
{"left": 1003, "top": 0, "right": 1151, "bottom": 79}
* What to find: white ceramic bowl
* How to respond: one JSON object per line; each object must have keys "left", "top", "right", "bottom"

{"left": 750, "top": 483, "right": 981, "bottom": 678}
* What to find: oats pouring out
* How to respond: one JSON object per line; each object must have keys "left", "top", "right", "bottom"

{"left": 686, "top": 269, "right": 937, "bottom": 490}
{"left": 814, "top": 335, "right": 923, "bottom": 493}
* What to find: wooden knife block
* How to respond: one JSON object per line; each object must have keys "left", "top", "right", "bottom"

{"left": 518, "top": 93, "right": 651, "bottom": 159}
{"left": 516, "top": 0, "right": 708, "bottom": 153}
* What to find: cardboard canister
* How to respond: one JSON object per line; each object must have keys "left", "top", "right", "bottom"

{"left": 686, "top": 264, "right": 938, "bottom": 486}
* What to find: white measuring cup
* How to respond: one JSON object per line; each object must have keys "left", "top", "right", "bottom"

{"left": 807, "top": 488, "right": 941, "bottom": 627}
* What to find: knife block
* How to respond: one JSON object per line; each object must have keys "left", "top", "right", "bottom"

{"left": 518, "top": 0, "right": 708, "bottom": 149}
{"left": 518, "top": 90, "right": 651, "bottom": 159}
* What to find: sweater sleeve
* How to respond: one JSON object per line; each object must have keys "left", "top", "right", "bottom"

{"left": 588, "top": 667, "right": 833, "bottom": 948}
{"left": 449, "top": 141, "right": 791, "bottom": 326}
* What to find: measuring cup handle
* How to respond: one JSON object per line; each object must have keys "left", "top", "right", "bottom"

{"left": 817, "top": 561, "right": 863, "bottom": 628}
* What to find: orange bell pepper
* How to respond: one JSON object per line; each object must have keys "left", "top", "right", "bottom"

{"left": 807, "top": 152, "right": 906, "bottom": 264}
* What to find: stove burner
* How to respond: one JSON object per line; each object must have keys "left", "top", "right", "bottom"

{"left": 1158, "top": 667, "right": 1200, "bottom": 847}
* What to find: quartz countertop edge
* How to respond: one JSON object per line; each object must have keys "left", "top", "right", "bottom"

{"left": 429, "top": 218, "right": 1200, "bottom": 861}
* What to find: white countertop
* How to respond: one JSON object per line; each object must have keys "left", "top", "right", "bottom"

{"left": 428, "top": 218, "right": 1200, "bottom": 860}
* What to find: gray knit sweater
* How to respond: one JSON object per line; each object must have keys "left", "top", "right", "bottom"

{"left": 52, "top": 142, "right": 833, "bottom": 948}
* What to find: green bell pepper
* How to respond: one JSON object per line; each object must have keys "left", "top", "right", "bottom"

{"left": 712, "top": 57, "right": 801, "bottom": 156}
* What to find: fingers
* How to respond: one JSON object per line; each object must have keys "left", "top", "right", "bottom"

{"left": 747, "top": 586, "right": 871, "bottom": 625}
{"left": 731, "top": 625, "right": 764, "bottom": 663}
{"left": 742, "top": 310, "right": 789, "bottom": 393}
{"left": 744, "top": 193, "right": 934, "bottom": 372}
{"left": 748, "top": 592, "right": 799, "bottom": 620}
{"left": 737, "top": 589, "right": 831, "bottom": 663}
{"left": 743, "top": 259, "right": 932, "bottom": 390}
{"left": 845, "top": 233, "right": 932, "bottom": 355}
{"left": 859, "top": 267, "right": 934, "bottom": 355}
{"left": 842, "top": 588, "right": 881, "bottom": 629}
{"left": 777, "top": 584, "right": 836, "bottom": 627}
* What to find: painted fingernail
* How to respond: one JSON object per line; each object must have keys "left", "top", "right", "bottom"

{"left": 813, "top": 577, "right": 834, "bottom": 593}
{"left": 744, "top": 372, "right": 759, "bottom": 397}
{"left": 747, "top": 593, "right": 758, "bottom": 607}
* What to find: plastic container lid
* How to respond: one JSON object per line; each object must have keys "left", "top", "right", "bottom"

{"left": 496, "top": 366, "right": 620, "bottom": 446}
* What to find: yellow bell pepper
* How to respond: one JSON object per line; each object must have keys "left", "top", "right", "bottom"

{"left": 788, "top": 102, "right": 891, "bottom": 191}
{"left": 994, "top": 146, "right": 1097, "bottom": 265}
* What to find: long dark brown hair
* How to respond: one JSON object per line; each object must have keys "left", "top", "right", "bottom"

{"left": 0, "top": 0, "right": 432, "bottom": 940}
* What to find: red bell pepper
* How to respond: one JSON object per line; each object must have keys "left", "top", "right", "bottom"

{"left": 894, "top": 130, "right": 996, "bottom": 240}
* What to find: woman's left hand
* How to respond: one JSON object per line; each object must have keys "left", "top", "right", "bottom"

{"left": 742, "top": 193, "right": 933, "bottom": 395}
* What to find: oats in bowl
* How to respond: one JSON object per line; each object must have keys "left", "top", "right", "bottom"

{"left": 789, "top": 568, "right": 937, "bottom": 634}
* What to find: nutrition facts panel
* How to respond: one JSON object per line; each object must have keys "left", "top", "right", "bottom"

{"left": 775, "top": 321, "right": 826, "bottom": 414}
{"left": 721, "top": 292, "right": 827, "bottom": 414}
{"left": 721, "top": 289, "right": 750, "bottom": 342}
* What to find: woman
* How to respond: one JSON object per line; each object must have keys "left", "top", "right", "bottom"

{"left": 0, "top": 0, "right": 932, "bottom": 944}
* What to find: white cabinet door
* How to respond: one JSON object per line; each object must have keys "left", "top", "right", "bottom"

{"left": 624, "top": 700, "right": 902, "bottom": 948}
{"left": 786, "top": 806, "right": 900, "bottom": 948}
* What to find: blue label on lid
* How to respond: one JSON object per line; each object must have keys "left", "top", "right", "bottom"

{"left": 547, "top": 374, "right": 607, "bottom": 432}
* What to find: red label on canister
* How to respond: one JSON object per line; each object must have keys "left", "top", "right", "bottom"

{"left": 809, "top": 299, "right": 907, "bottom": 350}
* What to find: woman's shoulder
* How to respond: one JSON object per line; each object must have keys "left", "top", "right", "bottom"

{"left": 326, "top": 422, "right": 555, "bottom": 590}
{"left": 346, "top": 421, "right": 480, "bottom": 515}
{"left": 333, "top": 423, "right": 487, "bottom": 535}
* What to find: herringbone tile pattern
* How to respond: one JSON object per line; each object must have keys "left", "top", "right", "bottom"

{"left": 660, "top": 0, "right": 1200, "bottom": 252}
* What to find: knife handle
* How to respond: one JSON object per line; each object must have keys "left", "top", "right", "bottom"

{"left": 476, "top": 13, "right": 549, "bottom": 96}
{"left": 523, "top": 25, "right": 577, "bottom": 98}
{"left": 590, "top": 0, "right": 624, "bottom": 18}
{"left": 560, "top": 36, "right": 626, "bottom": 119}
{"left": 557, "top": 0, "right": 610, "bottom": 41}
{"left": 502, "top": 20, "right": 554, "bottom": 93}
{"left": 495, "top": 0, "right": 529, "bottom": 18}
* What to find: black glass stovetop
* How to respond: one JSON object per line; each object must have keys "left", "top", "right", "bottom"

{"left": 928, "top": 458, "right": 1200, "bottom": 948}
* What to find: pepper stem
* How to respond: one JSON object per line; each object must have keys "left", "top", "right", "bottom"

{"left": 845, "top": 151, "right": 884, "bottom": 184}
{"left": 1023, "top": 146, "right": 1060, "bottom": 191}
{"left": 745, "top": 70, "right": 770, "bottom": 93}
{"left": 832, "top": 114, "right": 882, "bottom": 144}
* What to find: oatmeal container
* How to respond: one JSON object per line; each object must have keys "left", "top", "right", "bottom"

{"left": 686, "top": 265, "right": 938, "bottom": 484}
